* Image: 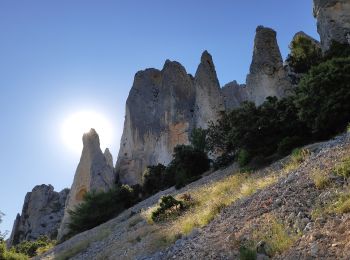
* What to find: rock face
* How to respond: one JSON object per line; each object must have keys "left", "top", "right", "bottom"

{"left": 57, "top": 129, "right": 115, "bottom": 241}
{"left": 246, "top": 26, "right": 293, "bottom": 106}
{"left": 116, "top": 51, "right": 224, "bottom": 185}
{"left": 221, "top": 81, "right": 248, "bottom": 111}
{"left": 313, "top": 0, "right": 350, "bottom": 50}
{"left": 7, "top": 185, "right": 69, "bottom": 247}
{"left": 194, "top": 51, "right": 225, "bottom": 128}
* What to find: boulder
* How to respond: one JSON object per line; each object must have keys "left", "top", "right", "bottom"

{"left": 7, "top": 185, "right": 69, "bottom": 247}
{"left": 57, "top": 129, "right": 115, "bottom": 241}
{"left": 313, "top": 0, "right": 350, "bottom": 50}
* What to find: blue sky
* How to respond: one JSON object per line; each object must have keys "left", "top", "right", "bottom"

{"left": 0, "top": 0, "right": 318, "bottom": 235}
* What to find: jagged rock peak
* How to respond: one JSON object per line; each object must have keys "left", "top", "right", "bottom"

{"left": 57, "top": 129, "right": 115, "bottom": 241}
{"left": 194, "top": 50, "right": 224, "bottom": 128}
{"left": 104, "top": 148, "right": 114, "bottom": 169}
{"left": 221, "top": 81, "right": 248, "bottom": 111}
{"left": 313, "top": 0, "right": 350, "bottom": 50}
{"left": 8, "top": 184, "right": 69, "bottom": 247}
{"left": 246, "top": 25, "right": 292, "bottom": 105}
{"left": 82, "top": 128, "right": 100, "bottom": 148}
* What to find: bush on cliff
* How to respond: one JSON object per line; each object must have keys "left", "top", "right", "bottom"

{"left": 14, "top": 236, "right": 55, "bottom": 257}
{"left": 67, "top": 185, "right": 139, "bottom": 236}
{"left": 286, "top": 33, "right": 322, "bottom": 74}
{"left": 142, "top": 164, "right": 167, "bottom": 196}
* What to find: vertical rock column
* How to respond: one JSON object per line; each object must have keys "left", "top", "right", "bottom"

{"left": 57, "top": 129, "right": 115, "bottom": 241}
{"left": 246, "top": 26, "right": 292, "bottom": 106}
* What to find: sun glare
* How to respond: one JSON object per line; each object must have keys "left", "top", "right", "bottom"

{"left": 61, "top": 110, "right": 113, "bottom": 153}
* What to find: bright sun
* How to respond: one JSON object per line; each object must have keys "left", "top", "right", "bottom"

{"left": 61, "top": 111, "right": 113, "bottom": 153}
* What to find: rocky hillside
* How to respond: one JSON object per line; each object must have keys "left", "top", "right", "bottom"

{"left": 37, "top": 132, "right": 350, "bottom": 259}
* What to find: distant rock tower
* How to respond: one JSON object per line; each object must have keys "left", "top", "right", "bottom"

{"left": 313, "top": 0, "right": 350, "bottom": 50}
{"left": 7, "top": 185, "right": 69, "bottom": 247}
{"left": 246, "top": 26, "right": 292, "bottom": 106}
{"left": 57, "top": 129, "right": 115, "bottom": 241}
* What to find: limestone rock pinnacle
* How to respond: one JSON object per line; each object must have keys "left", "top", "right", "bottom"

{"left": 57, "top": 129, "right": 115, "bottom": 241}
{"left": 246, "top": 26, "right": 292, "bottom": 105}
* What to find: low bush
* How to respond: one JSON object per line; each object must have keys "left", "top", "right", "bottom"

{"left": 142, "top": 164, "right": 167, "bottom": 196}
{"left": 310, "top": 168, "right": 330, "bottom": 190}
{"left": 0, "top": 241, "right": 28, "bottom": 260}
{"left": 212, "top": 153, "right": 235, "bottom": 170}
{"left": 151, "top": 196, "right": 185, "bottom": 222}
{"left": 333, "top": 156, "right": 350, "bottom": 179}
{"left": 14, "top": 236, "right": 55, "bottom": 257}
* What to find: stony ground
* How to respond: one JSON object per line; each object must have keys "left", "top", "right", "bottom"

{"left": 145, "top": 133, "right": 350, "bottom": 260}
{"left": 38, "top": 133, "right": 350, "bottom": 260}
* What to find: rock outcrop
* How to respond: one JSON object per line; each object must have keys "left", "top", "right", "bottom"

{"left": 194, "top": 51, "right": 225, "bottom": 128}
{"left": 57, "top": 129, "right": 115, "bottom": 241}
{"left": 221, "top": 81, "right": 248, "bottom": 111}
{"left": 7, "top": 185, "right": 69, "bottom": 247}
{"left": 116, "top": 51, "right": 224, "bottom": 185}
{"left": 246, "top": 26, "right": 293, "bottom": 106}
{"left": 313, "top": 0, "right": 350, "bottom": 50}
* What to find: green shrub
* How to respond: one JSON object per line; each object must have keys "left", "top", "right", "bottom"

{"left": 213, "top": 153, "right": 235, "bottom": 170}
{"left": 142, "top": 164, "right": 167, "bottom": 195}
{"left": 324, "top": 40, "right": 350, "bottom": 60}
{"left": 67, "top": 185, "right": 139, "bottom": 236}
{"left": 295, "top": 57, "right": 350, "bottom": 138}
{"left": 207, "top": 97, "right": 308, "bottom": 160}
{"left": 0, "top": 241, "right": 28, "bottom": 260}
{"left": 237, "top": 149, "right": 250, "bottom": 167}
{"left": 151, "top": 196, "right": 184, "bottom": 222}
{"left": 277, "top": 136, "right": 304, "bottom": 156}
{"left": 287, "top": 33, "right": 322, "bottom": 74}
{"left": 166, "top": 145, "right": 210, "bottom": 189}
{"left": 239, "top": 245, "right": 256, "bottom": 260}
{"left": 190, "top": 128, "right": 208, "bottom": 152}
{"left": 333, "top": 156, "right": 350, "bottom": 178}
{"left": 14, "top": 236, "right": 55, "bottom": 257}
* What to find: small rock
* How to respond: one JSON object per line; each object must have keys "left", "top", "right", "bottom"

{"left": 310, "top": 243, "right": 319, "bottom": 257}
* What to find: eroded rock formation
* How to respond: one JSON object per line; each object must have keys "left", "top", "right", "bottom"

{"left": 116, "top": 51, "right": 224, "bottom": 185}
{"left": 8, "top": 185, "right": 69, "bottom": 247}
{"left": 313, "top": 0, "right": 350, "bottom": 50}
{"left": 221, "top": 81, "right": 248, "bottom": 111}
{"left": 246, "top": 26, "right": 292, "bottom": 106}
{"left": 57, "top": 129, "right": 115, "bottom": 241}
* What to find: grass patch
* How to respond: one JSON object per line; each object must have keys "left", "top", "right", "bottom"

{"left": 333, "top": 156, "right": 350, "bottom": 178}
{"left": 144, "top": 171, "right": 277, "bottom": 244}
{"left": 282, "top": 148, "right": 310, "bottom": 174}
{"left": 332, "top": 191, "right": 350, "bottom": 214}
{"left": 251, "top": 214, "right": 299, "bottom": 256}
{"left": 310, "top": 167, "right": 330, "bottom": 189}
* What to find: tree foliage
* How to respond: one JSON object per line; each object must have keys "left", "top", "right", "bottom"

{"left": 286, "top": 33, "right": 322, "bottom": 74}
{"left": 67, "top": 185, "right": 139, "bottom": 236}
{"left": 294, "top": 57, "right": 350, "bottom": 137}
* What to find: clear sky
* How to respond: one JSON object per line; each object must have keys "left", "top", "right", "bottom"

{"left": 0, "top": 0, "right": 318, "bottom": 235}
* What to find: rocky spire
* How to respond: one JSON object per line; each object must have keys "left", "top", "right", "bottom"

{"left": 313, "top": 0, "right": 350, "bottom": 50}
{"left": 7, "top": 185, "right": 69, "bottom": 247}
{"left": 194, "top": 51, "right": 225, "bottom": 128}
{"left": 246, "top": 26, "right": 292, "bottom": 105}
{"left": 57, "top": 129, "right": 115, "bottom": 241}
